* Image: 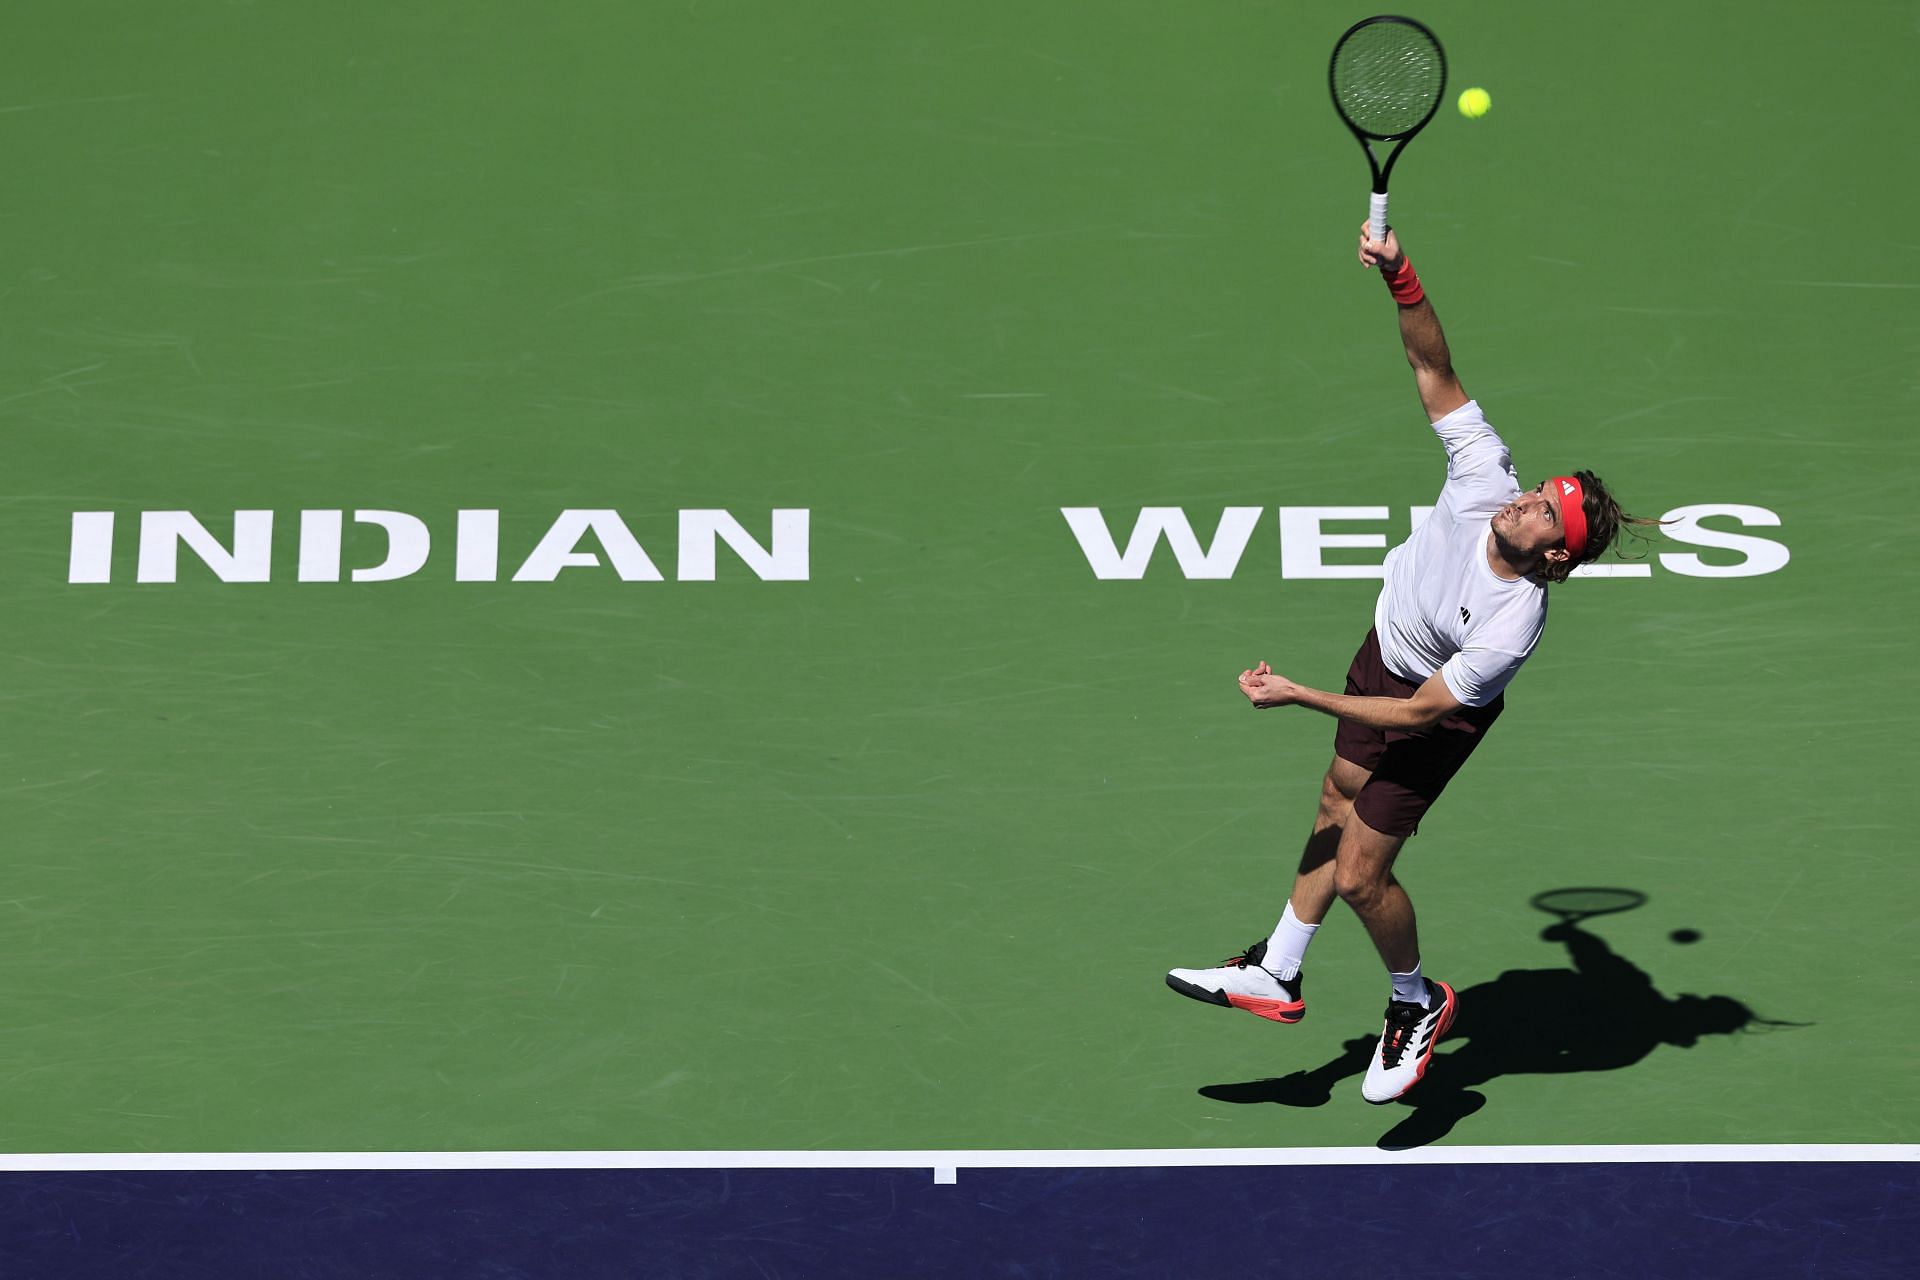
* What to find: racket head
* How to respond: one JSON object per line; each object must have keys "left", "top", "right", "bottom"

{"left": 1328, "top": 15, "right": 1448, "bottom": 142}
{"left": 1529, "top": 888, "right": 1649, "bottom": 920}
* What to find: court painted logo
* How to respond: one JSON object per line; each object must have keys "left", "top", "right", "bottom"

{"left": 66, "top": 509, "right": 811, "bottom": 584}
{"left": 1059, "top": 505, "right": 1790, "bottom": 580}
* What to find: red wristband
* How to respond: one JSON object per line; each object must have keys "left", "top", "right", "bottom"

{"left": 1383, "top": 256, "right": 1424, "bottom": 306}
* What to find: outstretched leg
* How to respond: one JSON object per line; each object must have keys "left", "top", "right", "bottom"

{"left": 1330, "top": 808, "right": 1416, "bottom": 972}
{"left": 1163, "top": 755, "right": 1370, "bottom": 1023}
{"left": 1334, "top": 808, "right": 1458, "bottom": 1104}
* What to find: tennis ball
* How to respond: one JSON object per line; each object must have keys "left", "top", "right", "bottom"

{"left": 1458, "top": 87, "right": 1491, "bottom": 119}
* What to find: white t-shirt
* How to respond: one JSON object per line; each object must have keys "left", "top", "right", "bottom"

{"left": 1372, "top": 400, "right": 1546, "bottom": 707}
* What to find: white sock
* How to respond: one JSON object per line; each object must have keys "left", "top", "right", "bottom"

{"left": 1262, "top": 902, "right": 1319, "bottom": 982}
{"left": 1390, "top": 964, "right": 1431, "bottom": 1008}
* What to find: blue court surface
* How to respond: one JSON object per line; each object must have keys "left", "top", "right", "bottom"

{"left": 3, "top": 1154, "right": 1916, "bottom": 1277}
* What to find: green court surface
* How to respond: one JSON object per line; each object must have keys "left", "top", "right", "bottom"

{"left": 0, "top": 0, "right": 1913, "bottom": 1156}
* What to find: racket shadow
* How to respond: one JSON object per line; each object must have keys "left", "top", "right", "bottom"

{"left": 1197, "top": 887, "right": 1804, "bottom": 1149}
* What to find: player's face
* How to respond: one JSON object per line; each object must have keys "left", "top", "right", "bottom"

{"left": 1494, "top": 482, "right": 1565, "bottom": 558}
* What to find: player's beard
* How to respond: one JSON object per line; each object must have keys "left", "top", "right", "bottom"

{"left": 1489, "top": 512, "right": 1532, "bottom": 569}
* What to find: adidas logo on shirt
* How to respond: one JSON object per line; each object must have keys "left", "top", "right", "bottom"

{"left": 1459, "top": 606, "right": 1471, "bottom": 625}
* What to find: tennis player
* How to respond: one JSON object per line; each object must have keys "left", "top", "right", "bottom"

{"left": 1166, "top": 224, "right": 1656, "bottom": 1103}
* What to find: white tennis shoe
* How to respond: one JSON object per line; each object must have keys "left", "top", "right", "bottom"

{"left": 1362, "top": 978, "right": 1457, "bottom": 1103}
{"left": 1165, "top": 940, "right": 1306, "bottom": 1024}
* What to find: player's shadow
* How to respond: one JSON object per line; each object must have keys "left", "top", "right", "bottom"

{"left": 1198, "top": 893, "right": 1802, "bottom": 1150}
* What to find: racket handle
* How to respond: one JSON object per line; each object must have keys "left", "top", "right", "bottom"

{"left": 1369, "top": 191, "right": 1389, "bottom": 244}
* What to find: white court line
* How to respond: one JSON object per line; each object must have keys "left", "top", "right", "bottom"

{"left": 0, "top": 1145, "right": 1913, "bottom": 1176}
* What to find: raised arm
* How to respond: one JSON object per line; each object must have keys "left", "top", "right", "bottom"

{"left": 1357, "top": 224, "right": 1469, "bottom": 425}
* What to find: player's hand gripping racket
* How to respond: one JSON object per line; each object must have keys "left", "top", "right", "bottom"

{"left": 1329, "top": 15, "right": 1447, "bottom": 243}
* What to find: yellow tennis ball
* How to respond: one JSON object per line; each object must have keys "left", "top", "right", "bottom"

{"left": 1458, "top": 87, "right": 1491, "bottom": 119}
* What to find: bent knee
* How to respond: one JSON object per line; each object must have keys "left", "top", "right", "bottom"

{"left": 1334, "top": 867, "right": 1394, "bottom": 909}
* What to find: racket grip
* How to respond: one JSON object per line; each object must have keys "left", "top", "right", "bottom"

{"left": 1369, "top": 192, "right": 1389, "bottom": 244}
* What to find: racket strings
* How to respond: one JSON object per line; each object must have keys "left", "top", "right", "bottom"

{"left": 1331, "top": 23, "right": 1445, "bottom": 138}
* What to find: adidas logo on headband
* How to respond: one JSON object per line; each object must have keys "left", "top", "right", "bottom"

{"left": 1551, "top": 475, "right": 1589, "bottom": 559}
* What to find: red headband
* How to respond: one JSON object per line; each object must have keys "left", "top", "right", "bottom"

{"left": 1550, "top": 475, "right": 1588, "bottom": 560}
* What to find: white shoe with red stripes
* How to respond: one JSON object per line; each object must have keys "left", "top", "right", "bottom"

{"left": 1362, "top": 978, "right": 1457, "bottom": 1103}
{"left": 1165, "top": 941, "right": 1305, "bottom": 1024}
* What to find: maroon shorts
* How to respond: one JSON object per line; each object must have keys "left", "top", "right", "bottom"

{"left": 1334, "top": 628, "right": 1504, "bottom": 838}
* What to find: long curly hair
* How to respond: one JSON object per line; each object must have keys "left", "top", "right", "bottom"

{"left": 1538, "top": 470, "right": 1667, "bottom": 584}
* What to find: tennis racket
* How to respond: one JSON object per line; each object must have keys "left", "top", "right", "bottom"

{"left": 1328, "top": 15, "right": 1448, "bottom": 243}
{"left": 1529, "top": 888, "right": 1648, "bottom": 926}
